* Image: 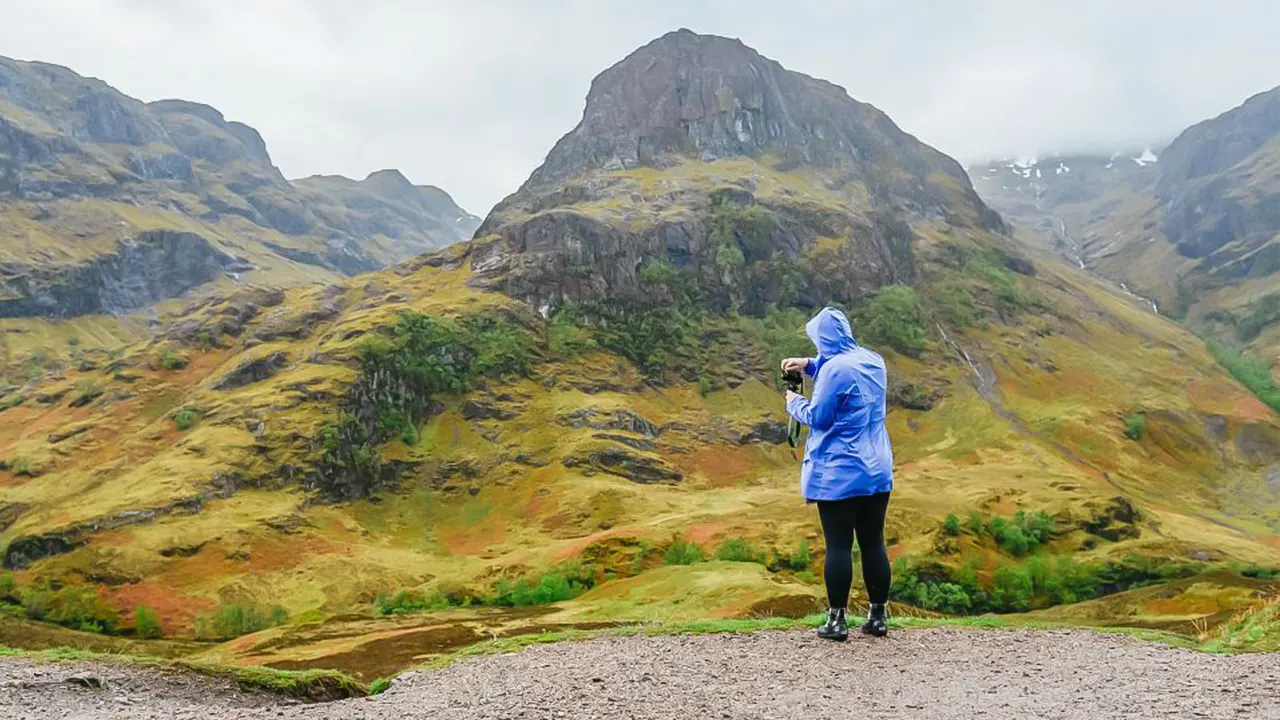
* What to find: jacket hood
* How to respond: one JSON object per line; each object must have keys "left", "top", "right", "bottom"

{"left": 806, "top": 306, "right": 859, "bottom": 359}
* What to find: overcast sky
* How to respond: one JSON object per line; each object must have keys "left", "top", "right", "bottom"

{"left": 3, "top": 1, "right": 1278, "bottom": 216}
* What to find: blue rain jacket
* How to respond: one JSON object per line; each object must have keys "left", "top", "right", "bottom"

{"left": 785, "top": 307, "right": 894, "bottom": 501}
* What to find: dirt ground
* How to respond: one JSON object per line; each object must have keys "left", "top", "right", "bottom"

{"left": 2, "top": 627, "right": 1276, "bottom": 719}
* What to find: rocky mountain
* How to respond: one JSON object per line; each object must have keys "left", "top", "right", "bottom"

{"left": 969, "top": 86, "right": 1280, "bottom": 380}
{"left": 472, "top": 29, "right": 1004, "bottom": 316}
{"left": 0, "top": 56, "right": 476, "bottom": 320}
{"left": 1, "top": 32, "right": 1277, "bottom": 668}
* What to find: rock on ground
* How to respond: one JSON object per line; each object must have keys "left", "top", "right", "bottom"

{"left": 2, "top": 628, "right": 1276, "bottom": 719}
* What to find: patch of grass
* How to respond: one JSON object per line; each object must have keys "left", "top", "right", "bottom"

{"left": 1199, "top": 595, "right": 1279, "bottom": 653}
{"left": 368, "top": 677, "right": 392, "bottom": 695}
{"left": 0, "top": 394, "right": 24, "bottom": 412}
{"left": 662, "top": 541, "right": 706, "bottom": 566}
{"left": 1204, "top": 339, "right": 1280, "bottom": 413}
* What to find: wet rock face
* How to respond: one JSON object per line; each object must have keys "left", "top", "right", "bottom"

{"left": 1157, "top": 86, "right": 1280, "bottom": 260}
{"left": 0, "top": 230, "right": 248, "bottom": 319}
{"left": 523, "top": 29, "right": 973, "bottom": 194}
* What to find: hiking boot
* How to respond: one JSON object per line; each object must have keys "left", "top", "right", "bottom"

{"left": 816, "top": 608, "right": 848, "bottom": 642}
{"left": 861, "top": 603, "right": 888, "bottom": 637}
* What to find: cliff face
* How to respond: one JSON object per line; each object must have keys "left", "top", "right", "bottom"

{"left": 0, "top": 57, "right": 477, "bottom": 318}
{"left": 470, "top": 30, "right": 1004, "bottom": 316}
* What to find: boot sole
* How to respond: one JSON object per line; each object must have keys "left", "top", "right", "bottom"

{"left": 817, "top": 632, "right": 848, "bottom": 642}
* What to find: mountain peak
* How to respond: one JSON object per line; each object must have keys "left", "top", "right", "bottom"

{"left": 522, "top": 30, "right": 939, "bottom": 193}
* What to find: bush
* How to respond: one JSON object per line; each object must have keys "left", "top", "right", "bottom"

{"left": 195, "top": 602, "right": 288, "bottom": 640}
{"left": 20, "top": 584, "right": 120, "bottom": 633}
{"left": 158, "top": 348, "right": 188, "bottom": 371}
{"left": 0, "top": 573, "right": 17, "bottom": 602}
{"left": 662, "top": 540, "right": 705, "bottom": 566}
{"left": 173, "top": 409, "right": 197, "bottom": 431}
{"left": 853, "top": 285, "right": 928, "bottom": 357}
{"left": 966, "top": 510, "right": 985, "bottom": 535}
{"left": 932, "top": 283, "right": 980, "bottom": 328}
{"left": 134, "top": 605, "right": 162, "bottom": 639}
{"left": 12, "top": 457, "right": 34, "bottom": 477}
{"left": 374, "top": 589, "right": 450, "bottom": 616}
{"left": 714, "top": 538, "right": 760, "bottom": 563}
{"left": 942, "top": 514, "right": 961, "bottom": 536}
{"left": 1123, "top": 413, "right": 1146, "bottom": 441}
{"left": 1205, "top": 340, "right": 1280, "bottom": 412}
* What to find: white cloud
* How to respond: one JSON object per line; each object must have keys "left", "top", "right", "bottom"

{"left": 2, "top": 0, "right": 1277, "bottom": 216}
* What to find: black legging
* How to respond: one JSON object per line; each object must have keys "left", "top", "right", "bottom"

{"left": 816, "top": 492, "right": 891, "bottom": 608}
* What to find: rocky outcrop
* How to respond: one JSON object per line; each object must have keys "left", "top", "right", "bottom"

{"left": 0, "top": 230, "right": 252, "bottom": 318}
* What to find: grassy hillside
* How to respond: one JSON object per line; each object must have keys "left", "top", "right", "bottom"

{"left": 1, "top": 210, "right": 1276, "bottom": 661}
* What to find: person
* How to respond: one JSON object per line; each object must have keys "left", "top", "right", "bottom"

{"left": 781, "top": 306, "right": 894, "bottom": 642}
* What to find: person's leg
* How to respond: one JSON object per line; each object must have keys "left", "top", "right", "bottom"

{"left": 853, "top": 491, "right": 892, "bottom": 604}
{"left": 816, "top": 498, "right": 857, "bottom": 609}
{"left": 852, "top": 491, "right": 892, "bottom": 636}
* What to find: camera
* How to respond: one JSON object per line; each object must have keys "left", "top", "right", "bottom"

{"left": 782, "top": 369, "right": 803, "bottom": 393}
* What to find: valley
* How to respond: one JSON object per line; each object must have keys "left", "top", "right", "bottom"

{"left": 0, "top": 27, "right": 1277, "bottom": 690}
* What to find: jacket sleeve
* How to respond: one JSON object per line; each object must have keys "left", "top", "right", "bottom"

{"left": 787, "top": 365, "right": 844, "bottom": 431}
{"left": 804, "top": 357, "right": 819, "bottom": 377}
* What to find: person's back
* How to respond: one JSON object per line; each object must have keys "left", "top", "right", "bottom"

{"left": 782, "top": 306, "right": 895, "bottom": 641}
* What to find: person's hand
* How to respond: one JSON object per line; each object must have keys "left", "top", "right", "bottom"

{"left": 785, "top": 390, "right": 801, "bottom": 404}
{"left": 780, "top": 357, "right": 808, "bottom": 374}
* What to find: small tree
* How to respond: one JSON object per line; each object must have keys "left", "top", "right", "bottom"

{"left": 134, "top": 605, "right": 162, "bottom": 639}
{"left": 942, "top": 514, "right": 962, "bottom": 536}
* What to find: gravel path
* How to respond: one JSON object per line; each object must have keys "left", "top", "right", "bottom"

{"left": 3, "top": 628, "right": 1277, "bottom": 719}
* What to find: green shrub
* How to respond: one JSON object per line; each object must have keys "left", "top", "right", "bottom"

{"left": 932, "top": 283, "right": 980, "bottom": 327}
{"left": 713, "top": 538, "right": 760, "bottom": 563}
{"left": 0, "top": 573, "right": 17, "bottom": 602}
{"left": 966, "top": 510, "right": 985, "bottom": 535}
{"left": 942, "top": 514, "right": 961, "bottom": 536}
{"left": 173, "top": 410, "right": 197, "bottom": 431}
{"left": 374, "top": 589, "right": 450, "bottom": 616}
{"left": 158, "top": 348, "right": 188, "bottom": 371}
{"left": 662, "top": 540, "right": 705, "bottom": 566}
{"left": 20, "top": 584, "right": 119, "bottom": 633}
{"left": 769, "top": 540, "right": 813, "bottom": 572}
{"left": 134, "top": 605, "right": 162, "bottom": 639}
{"left": 1205, "top": 340, "right": 1280, "bottom": 412}
{"left": 853, "top": 285, "right": 928, "bottom": 357}
{"left": 195, "top": 602, "right": 287, "bottom": 640}
{"left": 12, "top": 457, "right": 33, "bottom": 477}
{"left": 1123, "top": 412, "right": 1146, "bottom": 440}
